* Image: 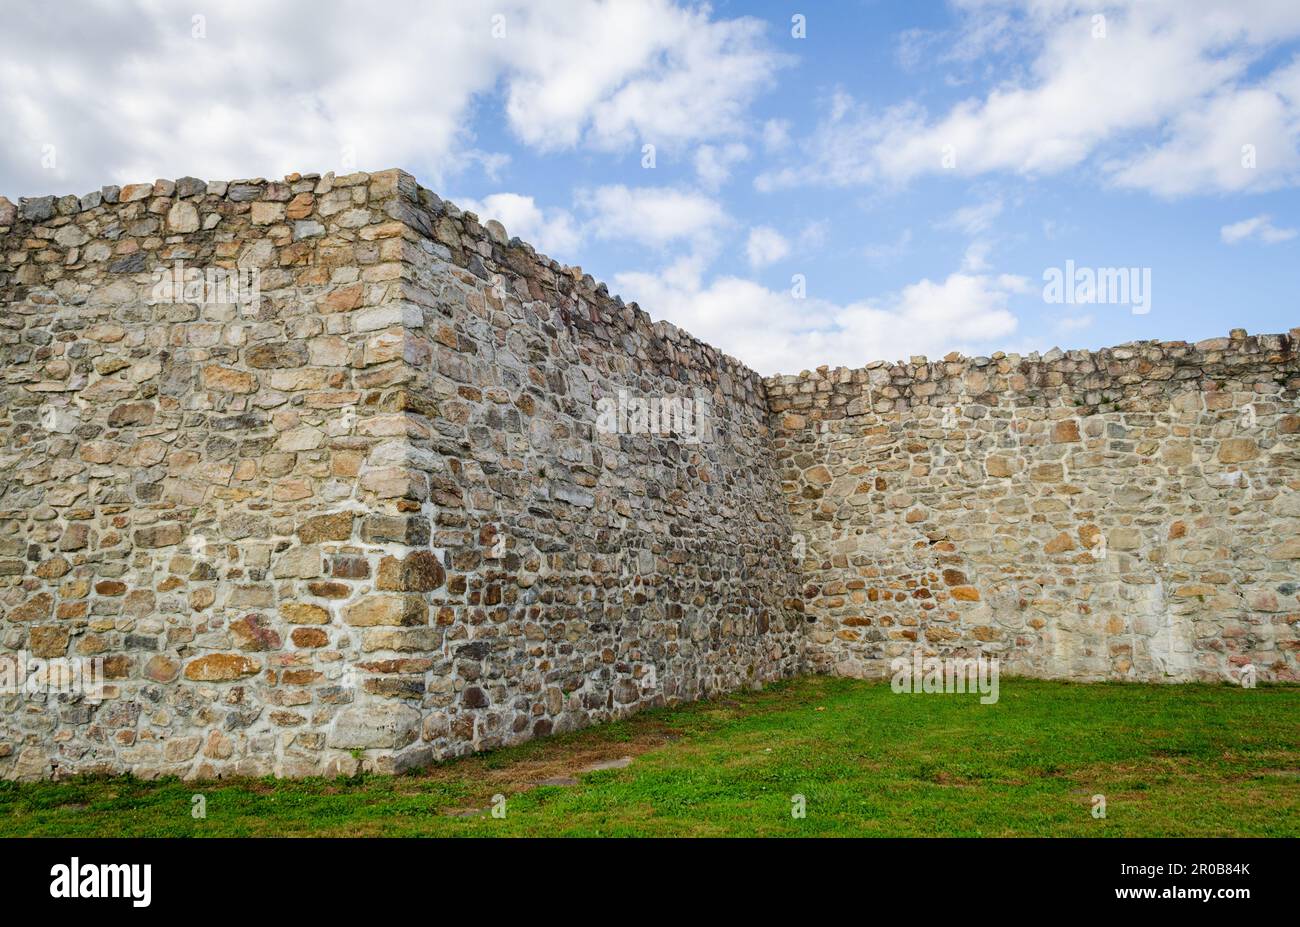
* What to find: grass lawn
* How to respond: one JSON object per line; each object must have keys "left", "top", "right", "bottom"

{"left": 2, "top": 675, "right": 1296, "bottom": 837}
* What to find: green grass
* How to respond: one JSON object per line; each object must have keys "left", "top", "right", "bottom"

{"left": 2, "top": 676, "right": 1296, "bottom": 837}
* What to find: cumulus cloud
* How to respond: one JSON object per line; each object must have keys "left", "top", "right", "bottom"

{"left": 756, "top": 1, "right": 1300, "bottom": 197}
{"left": 503, "top": 2, "right": 788, "bottom": 153}
{"left": 1220, "top": 214, "right": 1298, "bottom": 244}
{"left": 694, "top": 143, "right": 750, "bottom": 190}
{"left": 745, "top": 226, "right": 790, "bottom": 268}
{"left": 455, "top": 192, "right": 583, "bottom": 257}
{"left": 614, "top": 261, "right": 1030, "bottom": 376}
{"left": 761, "top": 118, "right": 792, "bottom": 152}
{"left": 798, "top": 220, "right": 830, "bottom": 250}
{"left": 576, "top": 184, "right": 730, "bottom": 249}
{"left": 960, "top": 239, "right": 994, "bottom": 272}
{"left": 458, "top": 183, "right": 734, "bottom": 262}
{"left": 0, "top": 0, "right": 787, "bottom": 198}
{"left": 1110, "top": 59, "right": 1300, "bottom": 196}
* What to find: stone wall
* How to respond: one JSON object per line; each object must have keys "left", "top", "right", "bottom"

{"left": 767, "top": 334, "right": 1300, "bottom": 683}
{"left": 0, "top": 169, "right": 803, "bottom": 780}
{"left": 2, "top": 165, "right": 1296, "bottom": 781}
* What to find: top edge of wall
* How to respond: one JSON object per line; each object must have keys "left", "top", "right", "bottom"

{"left": 762, "top": 328, "right": 1300, "bottom": 387}
{"left": 393, "top": 176, "right": 766, "bottom": 395}
{"left": 0, "top": 167, "right": 769, "bottom": 399}
{"left": 4, "top": 169, "right": 1296, "bottom": 393}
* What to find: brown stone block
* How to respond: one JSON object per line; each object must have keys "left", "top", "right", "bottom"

{"left": 1218, "top": 437, "right": 1258, "bottom": 463}
{"left": 56, "top": 601, "right": 89, "bottom": 620}
{"left": 320, "top": 283, "right": 363, "bottom": 312}
{"left": 376, "top": 551, "right": 446, "bottom": 592}
{"left": 228, "top": 585, "right": 274, "bottom": 607}
{"left": 144, "top": 654, "right": 180, "bottom": 683}
{"left": 805, "top": 465, "right": 832, "bottom": 485}
{"left": 102, "top": 655, "right": 133, "bottom": 679}
{"left": 8, "top": 593, "right": 53, "bottom": 622}
{"left": 76, "top": 634, "right": 110, "bottom": 655}
{"left": 1030, "top": 462, "right": 1064, "bottom": 481}
{"left": 183, "top": 654, "right": 261, "bottom": 681}
{"left": 29, "top": 625, "right": 70, "bottom": 657}
{"left": 297, "top": 511, "right": 354, "bottom": 543}
{"left": 58, "top": 524, "right": 90, "bottom": 551}
{"left": 331, "top": 554, "right": 370, "bottom": 579}
{"left": 200, "top": 365, "right": 258, "bottom": 394}
{"left": 134, "top": 523, "right": 184, "bottom": 548}
{"left": 985, "top": 454, "right": 1016, "bottom": 477}
{"left": 286, "top": 192, "right": 314, "bottom": 219}
{"left": 280, "top": 603, "right": 332, "bottom": 624}
{"left": 345, "top": 594, "right": 427, "bottom": 627}
{"left": 360, "top": 627, "right": 440, "bottom": 652}
{"left": 291, "top": 627, "right": 329, "bottom": 648}
{"left": 246, "top": 341, "right": 308, "bottom": 368}
{"left": 332, "top": 450, "right": 365, "bottom": 478}
{"left": 1044, "top": 532, "right": 1075, "bottom": 554}
{"left": 1267, "top": 539, "right": 1300, "bottom": 559}
{"left": 305, "top": 581, "right": 351, "bottom": 600}
{"left": 34, "top": 557, "right": 72, "bottom": 579}
{"left": 124, "top": 590, "right": 156, "bottom": 615}
{"left": 229, "top": 614, "right": 283, "bottom": 651}
{"left": 1051, "top": 419, "right": 1080, "bottom": 443}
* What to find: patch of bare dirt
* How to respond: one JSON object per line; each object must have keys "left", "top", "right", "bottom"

{"left": 413, "top": 721, "right": 682, "bottom": 810}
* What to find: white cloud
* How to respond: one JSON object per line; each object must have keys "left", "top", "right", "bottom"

{"left": 462, "top": 184, "right": 733, "bottom": 260}
{"left": 0, "top": 0, "right": 787, "bottom": 198}
{"left": 503, "top": 1, "right": 788, "bottom": 152}
{"left": 961, "top": 239, "right": 993, "bottom": 272}
{"left": 1110, "top": 59, "right": 1300, "bottom": 196}
{"left": 938, "top": 198, "right": 1004, "bottom": 235}
{"left": 577, "top": 185, "right": 729, "bottom": 249}
{"left": 455, "top": 192, "right": 582, "bottom": 257}
{"left": 1220, "top": 214, "right": 1298, "bottom": 244}
{"left": 614, "top": 261, "right": 1028, "bottom": 376}
{"left": 694, "top": 142, "right": 750, "bottom": 190}
{"left": 757, "top": 1, "right": 1300, "bottom": 197}
{"left": 745, "top": 226, "right": 790, "bottom": 268}
{"left": 463, "top": 151, "right": 511, "bottom": 182}
{"left": 762, "top": 118, "right": 792, "bottom": 152}
{"left": 798, "top": 220, "right": 830, "bottom": 249}
{"left": 896, "top": 9, "right": 1023, "bottom": 72}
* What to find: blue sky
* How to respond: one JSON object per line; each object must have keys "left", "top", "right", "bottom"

{"left": 2, "top": 0, "right": 1298, "bottom": 374}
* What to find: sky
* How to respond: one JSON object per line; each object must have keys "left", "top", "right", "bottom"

{"left": 2, "top": 0, "right": 1298, "bottom": 376}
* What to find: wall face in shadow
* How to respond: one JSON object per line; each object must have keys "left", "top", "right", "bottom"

{"left": 767, "top": 336, "right": 1300, "bottom": 684}
{"left": 393, "top": 180, "right": 805, "bottom": 762}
